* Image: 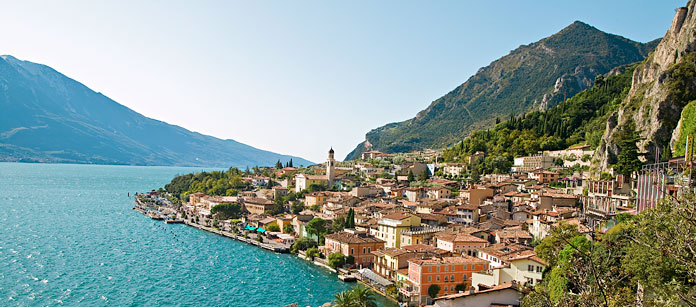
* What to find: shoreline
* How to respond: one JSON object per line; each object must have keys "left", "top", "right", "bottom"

{"left": 132, "top": 200, "right": 400, "bottom": 306}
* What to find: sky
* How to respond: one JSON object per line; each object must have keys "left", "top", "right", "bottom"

{"left": 0, "top": 0, "right": 685, "bottom": 163}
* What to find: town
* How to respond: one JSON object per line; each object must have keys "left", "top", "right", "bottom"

{"left": 135, "top": 145, "right": 695, "bottom": 307}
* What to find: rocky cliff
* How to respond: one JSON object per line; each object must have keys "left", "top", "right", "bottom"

{"left": 595, "top": 1, "right": 696, "bottom": 170}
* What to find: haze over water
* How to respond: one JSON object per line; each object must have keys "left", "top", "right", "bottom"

{"left": 0, "top": 163, "right": 395, "bottom": 306}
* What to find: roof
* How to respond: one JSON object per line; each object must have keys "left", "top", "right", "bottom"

{"left": 381, "top": 212, "right": 413, "bottom": 221}
{"left": 372, "top": 247, "right": 410, "bottom": 258}
{"left": 409, "top": 256, "right": 487, "bottom": 266}
{"left": 434, "top": 282, "right": 522, "bottom": 301}
{"left": 324, "top": 232, "right": 384, "bottom": 244}
{"left": 358, "top": 268, "right": 392, "bottom": 287}
{"left": 436, "top": 233, "right": 489, "bottom": 244}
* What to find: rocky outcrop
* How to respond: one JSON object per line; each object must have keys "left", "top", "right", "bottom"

{"left": 594, "top": 1, "right": 696, "bottom": 171}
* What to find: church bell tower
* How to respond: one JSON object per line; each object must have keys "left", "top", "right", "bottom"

{"left": 327, "top": 147, "right": 335, "bottom": 185}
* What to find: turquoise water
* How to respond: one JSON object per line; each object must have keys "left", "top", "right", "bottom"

{"left": 0, "top": 163, "right": 396, "bottom": 306}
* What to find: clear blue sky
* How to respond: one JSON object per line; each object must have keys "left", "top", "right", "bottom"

{"left": 0, "top": 0, "right": 684, "bottom": 162}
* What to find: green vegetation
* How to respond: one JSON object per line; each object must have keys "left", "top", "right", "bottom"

{"left": 332, "top": 285, "right": 377, "bottom": 307}
{"left": 675, "top": 100, "right": 696, "bottom": 156}
{"left": 346, "top": 208, "right": 355, "bottom": 228}
{"left": 165, "top": 168, "right": 250, "bottom": 200}
{"left": 611, "top": 122, "right": 644, "bottom": 176}
{"left": 290, "top": 237, "right": 317, "bottom": 254}
{"left": 328, "top": 252, "right": 346, "bottom": 269}
{"left": 305, "top": 247, "right": 320, "bottom": 260}
{"left": 283, "top": 224, "right": 294, "bottom": 234}
{"left": 346, "top": 22, "right": 656, "bottom": 160}
{"left": 210, "top": 203, "right": 242, "bottom": 220}
{"left": 428, "top": 284, "right": 441, "bottom": 299}
{"left": 524, "top": 194, "right": 696, "bottom": 306}
{"left": 442, "top": 64, "right": 637, "bottom": 174}
{"left": 306, "top": 218, "right": 327, "bottom": 243}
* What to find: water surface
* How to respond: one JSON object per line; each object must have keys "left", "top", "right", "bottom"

{"left": 0, "top": 163, "right": 395, "bottom": 306}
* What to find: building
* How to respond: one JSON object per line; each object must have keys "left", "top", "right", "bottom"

{"left": 294, "top": 173, "right": 328, "bottom": 192}
{"left": 243, "top": 197, "right": 275, "bottom": 215}
{"left": 637, "top": 155, "right": 695, "bottom": 212}
{"left": 327, "top": 148, "right": 336, "bottom": 186}
{"left": 305, "top": 192, "right": 329, "bottom": 208}
{"left": 372, "top": 248, "right": 416, "bottom": 281}
{"left": 404, "top": 187, "right": 424, "bottom": 202}
{"left": 435, "top": 232, "right": 489, "bottom": 256}
{"left": 472, "top": 250, "right": 546, "bottom": 288}
{"left": 403, "top": 256, "right": 490, "bottom": 305}
{"left": 433, "top": 282, "right": 525, "bottom": 307}
{"left": 323, "top": 230, "right": 385, "bottom": 267}
{"left": 512, "top": 155, "right": 554, "bottom": 173}
{"left": 581, "top": 178, "right": 633, "bottom": 229}
{"left": 374, "top": 212, "right": 421, "bottom": 248}
{"left": 442, "top": 163, "right": 466, "bottom": 177}
{"left": 400, "top": 226, "right": 447, "bottom": 246}
{"left": 530, "top": 170, "right": 560, "bottom": 184}
{"left": 461, "top": 186, "right": 495, "bottom": 206}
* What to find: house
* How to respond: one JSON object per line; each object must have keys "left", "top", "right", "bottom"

{"left": 461, "top": 186, "right": 495, "bottom": 206}
{"left": 374, "top": 212, "right": 421, "bottom": 248}
{"left": 305, "top": 192, "right": 330, "bottom": 208}
{"left": 272, "top": 186, "right": 288, "bottom": 200}
{"left": 402, "top": 256, "right": 490, "bottom": 305}
{"left": 426, "top": 186, "right": 452, "bottom": 199}
{"left": 433, "top": 282, "right": 526, "bottom": 307}
{"left": 400, "top": 225, "right": 448, "bottom": 246}
{"left": 530, "top": 170, "right": 560, "bottom": 184}
{"left": 323, "top": 230, "right": 385, "bottom": 267}
{"left": 442, "top": 163, "right": 466, "bottom": 177}
{"left": 372, "top": 248, "right": 417, "bottom": 281}
{"left": 435, "top": 232, "right": 489, "bottom": 256}
{"left": 404, "top": 187, "right": 424, "bottom": 202}
{"left": 512, "top": 155, "right": 554, "bottom": 172}
{"left": 472, "top": 250, "right": 547, "bottom": 289}
{"left": 294, "top": 173, "right": 328, "bottom": 192}
{"left": 350, "top": 185, "right": 382, "bottom": 198}
{"left": 243, "top": 197, "right": 275, "bottom": 215}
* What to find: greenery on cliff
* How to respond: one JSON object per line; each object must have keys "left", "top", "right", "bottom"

{"left": 523, "top": 194, "right": 696, "bottom": 306}
{"left": 441, "top": 64, "right": 636, "bottom": 174}
{"left": 347, "top": 21, "right": 658, "bottom": 160}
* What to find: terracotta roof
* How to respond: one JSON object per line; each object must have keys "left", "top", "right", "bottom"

{"left": 409, "top": 255, "right": 486, "bottom": 266}
{"left": 434, "top": 282, "right": 522, "bottom": 301}
{"left": 381, "top": 212, "right": 413, "bottom": 221}
{"left": 436, "top": 233, "right": 488, "bottom": 243}
{"left": 324, "top": 232, "right": 384, "bottom": 244}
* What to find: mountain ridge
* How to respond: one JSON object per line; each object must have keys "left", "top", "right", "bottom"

{"left": 346, "top": 20, "right": 659, "bottom": 160}
{"left": 0, "top": 55, "right": 314, "bottom": 168}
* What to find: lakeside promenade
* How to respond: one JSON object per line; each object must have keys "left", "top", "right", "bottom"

{"left": 132, "top": 198, "right": 400, "bottom": 307}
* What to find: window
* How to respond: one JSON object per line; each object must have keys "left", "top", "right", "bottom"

{"left": 436, "top": 276, "right": 440, "bottom": 281}
{"left": 444, "top": 276, "right": 448, "bottom": 282}
{"left": 444, "top": 265, "right": 448, "bottom": 272}
{"left": 528, "top": 265, "right": 534, "bottom": 272}
{"left": 428, "top": 266, "right": 432, "bottom": 272}
{"left": 450, "top": 286, "right": 454, "bottom": 292}
{"left": 351, "top": 248, "right": 354, "bottom": 255}
{"left": 368, "top": 247, "right": 370, "bottom": 253}
{"left": 428, "top": 276, "right": 431, "bottom": 282}
{"left": 437, "top": 266, "right": 440, "bottom": 272}
{"left": 451, "top": 274, "right": 454, "bottom": 281}
{"left": 536, "top": 266, "right": 542, "bottom": 273}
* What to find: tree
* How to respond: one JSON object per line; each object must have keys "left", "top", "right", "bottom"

{"left": 283, "top": 224, "right": 294, "bottom": 234}
{"left": 418, "top": 169, "right": 429, "bottom": 181}
{"left": 346, "top": 208, "right": 355, "bottom": 228}
{"left": 291, "top": 201, "right": 305, "bottom": 214}
{"left": 305, "top": 247, "right": 319, "bottom": 260}
{"left": 455, "top": 283, "right": 467, "bottom": 292}
{"left": 407, "top": 170, "right": 415, "bottom": 182}
{"left": 331, "top": 215, "right": 347, "bottom": 233}
{"left": 290, "top": 237, "right": 317, "bottom": 253}
{"left": 428, "top": 284, "right": 441, "bottom": 299}
{"left": 288, "top": 158, "right": 293, "bottom": 167}
{"left": 275, "top": 160, "right": 283, "bottom": 169}
{"left": 333, "top": 285, "right": 377, "bottom": 307}
{"left": 328, "top": 252, "right": 346, "bottom": 269}
{"left": 306, "top": 218, "right": 327, "bottom": 243}
{"left": 612, "top": 126, "right": 643, "bottom": 176}
{"left": 266, "top": 223, "right": 280, "bottom": 232}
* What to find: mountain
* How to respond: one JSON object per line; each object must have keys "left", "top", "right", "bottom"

{"left": 346, "top": 21, "right": 659, "bottom": 160}
{"left": 0, "top": 55, "right": 313, "bottom": 168}
{"left": 596, "top": 2, "right": 696, "bottom": 170}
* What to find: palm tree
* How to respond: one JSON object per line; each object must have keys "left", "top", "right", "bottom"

{"left": 351, "top": 285, "right": 377, "bottom": 307}
{"left": 333, "top": 290, "right": 355, "bottom": 307}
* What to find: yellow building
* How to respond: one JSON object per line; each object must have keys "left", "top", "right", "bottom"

{"left": 294, "top": 173, "right": 328, "bottom": 192}
{"left": 374, "top": 212, "right": 421, "bottom": 248}
{"left": 305, "top": 192, "right": 329, "bottom": 208}
{"left": 372, "top": 248, "right": 416, "bottom": 281}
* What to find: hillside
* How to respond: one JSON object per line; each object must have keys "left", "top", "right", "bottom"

{"left": 347, "top": 21, "right": 658, "bottom": 160}
{"left": 596, "top": 3, "right": 696, "bottom": 170}
{"left": 0, "top": 55, "right": 313, "bottom": 168}
{"left": 442, "top": 63, "right": 637, "bottom": 173}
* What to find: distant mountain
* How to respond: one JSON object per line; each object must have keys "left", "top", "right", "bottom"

{"left": 0, "top": 55, "right": 313, "bottom": 168}
{"left": 346, "top": 21, "right": 659, "bottom": 160}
